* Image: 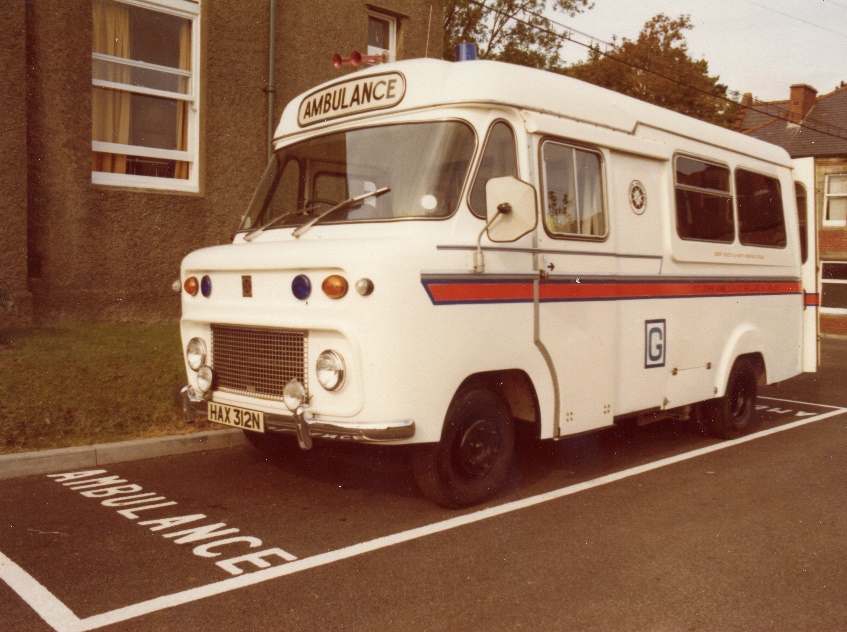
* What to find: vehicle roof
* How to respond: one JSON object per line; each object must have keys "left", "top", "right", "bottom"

{"left": 276, "top": 58, "right": 792, "bottom": 168}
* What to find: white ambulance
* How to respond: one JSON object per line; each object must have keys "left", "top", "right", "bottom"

{"left": 180, "top": 57, "right": 818, "bottom": 507}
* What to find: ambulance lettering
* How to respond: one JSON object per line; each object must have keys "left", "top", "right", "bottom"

{"left": 298, "top": 72, "right": 405, "bottom": 126}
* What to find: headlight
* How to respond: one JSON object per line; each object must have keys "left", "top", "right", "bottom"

{"left": 186, "top": 337, "right": 207, "bottom": 371}
{"left": 196, "top": 366, "right": 213, "bottom": 394}
{"left": 316, "top": 350, "right": 345, "bottom": 391}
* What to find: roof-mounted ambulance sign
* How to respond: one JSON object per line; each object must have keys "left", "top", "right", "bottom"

{"left": 298, "top": 71, "right": 406, "bottom": 127}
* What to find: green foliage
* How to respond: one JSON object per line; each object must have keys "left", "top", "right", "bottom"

{"left": 566, "top": 14, "right": 739, "bottom": 127}
{"left": 443, "top": 0, "right": 592, "bottom": 70}
{"left": 0, "top": 323, "right": 208, "bottom": 454}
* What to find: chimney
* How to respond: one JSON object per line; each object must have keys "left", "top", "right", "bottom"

{"left": 789, "top": 84, "right": 817, "bottom": 123}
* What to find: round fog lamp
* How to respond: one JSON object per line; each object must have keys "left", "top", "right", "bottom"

{"left": 316, "top": 350, "right": 345, "bottom": 391}
{"left": 283, "top": 380, "right": 306, "bottom": 411}
{"left": 186, "top": 337, "right": 207, "bottom": 371}
{"left": 196, "top": 365, "right": 213, "bottom": 394}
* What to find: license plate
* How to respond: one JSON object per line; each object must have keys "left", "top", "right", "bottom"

{"left": 207, "top": 402, "right": 265, "bottom": 433}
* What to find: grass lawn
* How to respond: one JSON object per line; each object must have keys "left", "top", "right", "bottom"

{"left": 0, "top": 323, "right": 214, "bottom": 454}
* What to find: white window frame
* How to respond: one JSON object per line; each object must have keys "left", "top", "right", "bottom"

{"left": 91, "top": 0, "right": 201, "bottom": 193}
{"left": 823, "top": 174, "right": 847, "bottom": 227}
{"left": 367, "top": 10, "right": 396, "bottom": 62}
{"left": 820, "top": 261, "right": 847, "bottom": 315}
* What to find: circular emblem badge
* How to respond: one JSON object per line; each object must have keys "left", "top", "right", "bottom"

{"left": 629, "top": 180, "right": 647, "bottom": 215}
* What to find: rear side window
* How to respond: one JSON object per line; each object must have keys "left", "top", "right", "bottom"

{"left": 795, "top": 182, "right": 808, "bottom": 263}
{"left": 469, "top": 121, "right": 518, "bottom": 217}
{"left": 675, "top": 156, "right": 733, "bottom": 243}
{"left": 736, "top": 169, "right": 786, "bottom": 248}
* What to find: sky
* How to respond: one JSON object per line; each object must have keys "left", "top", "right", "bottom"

{"left": 552, "top": 0, "right": 847, "bottom": 102}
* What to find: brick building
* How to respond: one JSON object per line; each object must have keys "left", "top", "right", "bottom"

{"left": 737, "top": 84, "right": 847, "bottom": 336}
{"left": 1, "top": 0, "right": 441, "bottom": 323}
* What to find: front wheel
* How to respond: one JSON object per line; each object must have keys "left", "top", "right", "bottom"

{"left": 701, "top": 358, "right": 760, "bottom": 439}
{"left": 412, "top": 387, "right": 515, "bottom": 508}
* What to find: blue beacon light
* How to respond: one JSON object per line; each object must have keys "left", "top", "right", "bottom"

{"left": 455, "top": 43, "right": 478, "bottom": 62}
{"left": 292, "top": 274, "right": 312, "bottom": 300}
{"left": 200, "top": 275, "right": 212, "bottom": 297}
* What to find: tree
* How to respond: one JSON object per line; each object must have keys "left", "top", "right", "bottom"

{"left": 566, "top": 14, "right": 737, "bottom": 127}
{"left": 443, "top": 0, "right": 592, "bottom": 71}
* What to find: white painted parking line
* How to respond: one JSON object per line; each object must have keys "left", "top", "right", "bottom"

{"left": 3, "top": 404, "right": 847, "bottom": 632}
{"left": 759, "top": 396, "right": 845, "bottom": 410}
{"left": 0, "top": 550, "right": 82, "bottom": 632}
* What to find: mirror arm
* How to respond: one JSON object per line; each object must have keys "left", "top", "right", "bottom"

{"left": 474, "top": 203, "right": 511, "bottom": 274}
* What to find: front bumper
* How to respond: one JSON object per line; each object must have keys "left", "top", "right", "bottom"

{"left": 181, "top": 386, "right": 415, "bottom": 448}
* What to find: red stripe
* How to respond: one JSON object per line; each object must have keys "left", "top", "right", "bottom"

{"left": 804, "top": 293, "right": 820, "bottom": 307}
{"left": 427, "top": 282, "right": 533, "bottom": 302}
{"left": 426, "top": 280, "right": 802, "bottom": 303}
{"left": 540, "top": 281, "right": 801, "bottom": 301}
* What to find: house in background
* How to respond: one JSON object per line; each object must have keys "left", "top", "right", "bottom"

{"left": 736, "top": 84, "right": 847, "bottom": 336}
{"left": 1, "top": 0, "right": 441, "bottom": 323}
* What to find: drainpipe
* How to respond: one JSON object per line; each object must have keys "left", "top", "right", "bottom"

{"left": 267, "top": 0, "right": 277, "bottom": 162}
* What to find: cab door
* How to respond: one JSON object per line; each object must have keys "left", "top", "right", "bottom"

{"left": 534, "top": 137, "right": 617, "bottom": 436}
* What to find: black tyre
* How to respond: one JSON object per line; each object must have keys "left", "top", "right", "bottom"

{"left": 243, "top": 429, "right": 292, "bottom": 457}
{"left": 412, "top": 387, "right": 515, "bottom": 508}
{"left": 702, "top": 358, "right": 760, "bottom": 439}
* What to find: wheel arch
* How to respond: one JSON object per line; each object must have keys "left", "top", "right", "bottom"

{"left": 453, "top": 369, "right": 540, "bottom": 438}
{"left": 714, "top": 326, "right": 768, "bottom": 397}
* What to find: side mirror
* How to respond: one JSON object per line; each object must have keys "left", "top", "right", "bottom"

{"left": 485, "top": 176, "right": 538, "bottom": 242}
{"left": 474, "top": 176, "right": 538, "bottom": 273}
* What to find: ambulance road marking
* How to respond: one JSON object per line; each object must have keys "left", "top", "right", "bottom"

{"left": 1, "top": 401, "right": 845, "bottom": 632}
{"left": 42, "top": 470, "right": 297, "bottom": 577}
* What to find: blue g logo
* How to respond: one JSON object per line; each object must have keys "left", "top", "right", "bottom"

{"left": 645, "top": 320, "right": 666, "bottom": 368}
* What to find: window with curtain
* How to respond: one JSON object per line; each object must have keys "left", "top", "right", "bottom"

{"left": 541, "top": 140, "right": 606, "bottom": 238}
{"left": 91, "top": 0, "right": 199, "bottom": 191}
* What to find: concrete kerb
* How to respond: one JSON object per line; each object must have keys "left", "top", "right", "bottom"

{"left": 0, "top": 429, "right": 247, "bottom": 481}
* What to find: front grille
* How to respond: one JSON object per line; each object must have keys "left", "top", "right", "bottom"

{"left": 211, "top": 325, "right": 307, "bottom": 400}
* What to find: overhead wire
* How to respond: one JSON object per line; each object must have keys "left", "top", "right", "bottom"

{"left": 463, "top": 0, "right": 847, "bottom": 142}
{"left": 740, "top": 0, "right": 847, "bottom": 40}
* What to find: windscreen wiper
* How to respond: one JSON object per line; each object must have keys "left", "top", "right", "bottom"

{"left": 243, "top": 204, "right": 322, "bottom": 242}
{"left": 292, "top": 187, "right": 390, "bottom": 239}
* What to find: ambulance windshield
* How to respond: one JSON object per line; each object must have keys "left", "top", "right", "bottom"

{"left": 239, "top": 121, "right": 476, "bottom": 232}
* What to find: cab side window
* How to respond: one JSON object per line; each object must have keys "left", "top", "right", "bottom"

{"left": 469, "top": 121, "right": 518, "bottom": 217}
{"left": 541, "top": 141, "right": 606, "bottom": 238}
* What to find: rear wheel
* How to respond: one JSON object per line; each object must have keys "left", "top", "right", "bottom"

{"left": 412, "top": 387, "right": 515, "bottom": 508}
{"left": 702, "top": 358, "right": 760, "bottom": 439}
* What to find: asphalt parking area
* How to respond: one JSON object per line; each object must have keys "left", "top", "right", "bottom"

{"left": 1, "top": 395, "right": 845, "bottom": 631}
